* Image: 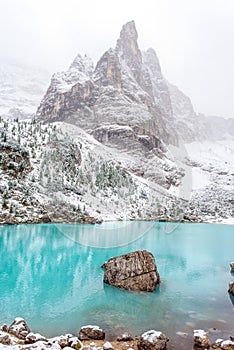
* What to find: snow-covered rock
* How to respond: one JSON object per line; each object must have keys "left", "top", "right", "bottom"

{"left": 138, "top": 330, "right": 169, "bottom": 350}
{"left": 103, "top": 342, "right": 113, "bottom": 350}
{"left": 25, "top": 332, "right": 48, "bottom": 344}
{"left": 0, "top": 319, "right": 83, "bottom": 350}
{"left": 213, "top": 338, "right": 234, "bottom": 350}
{"left": 8, "top": 318, "right": 30, "bottom": 340}
{"left": 193, "top": 329, "right": 210, "bottom": 348}
{"left": 78, "top": 326, "right": 105, "bottom": 341}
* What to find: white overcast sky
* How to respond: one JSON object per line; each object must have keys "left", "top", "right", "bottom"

{"left": 0, "top": 0, "right": 234, "bottom": 118}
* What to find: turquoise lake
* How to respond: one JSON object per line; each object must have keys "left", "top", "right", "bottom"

{"left": 0, "top": 221, "right": 233, "bottom": 346}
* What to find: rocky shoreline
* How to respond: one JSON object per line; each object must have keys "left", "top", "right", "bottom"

{"left": 0, "top": 214, "right": 102, "bottom": 226}
{"left": 0, "top": 214, "right": 233, "bottom": 226}
{"left": 0, "top": 318, "right": 234, "bottom": 350}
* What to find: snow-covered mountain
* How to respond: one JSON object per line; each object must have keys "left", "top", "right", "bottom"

{"left": 37, "top": 21, "right": 178, "bottom": 146}
{"left": 0, "top": 118, "right": 233, "bottom": 225}
{"left": 0, "top": 21, "right": 233, "bottom": 225}
{"left": 37, "top": 21, "right": 233, "bottom": 145}
{"left": 168, "top": 82, "right": 234, "bottom": 142}
{"left": 0, "top": 61, "right": 50, "bottom": 119}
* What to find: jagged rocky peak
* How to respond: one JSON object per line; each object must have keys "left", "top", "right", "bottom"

{"left": 143, "top": 48, "right": 162, "bottom": 75}
{"left": 36, "top": 20, "right": 178, "bottom": 145}
{"left": 142, "top": 48, "right": 173, "bottom": 119}
{"left": 69, "top": 53, "right": 94, "bottom": 76}
{"left": 94, "top": 48, "right": 121, "bottom": 89}
{"left": 116, "top": 20, "right": 142, "bottom": 62}
{"left": 116, "top": 20, "right": 146, "bottom": 88}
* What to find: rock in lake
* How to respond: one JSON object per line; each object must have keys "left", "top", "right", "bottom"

{"left": 102, "top": 250, "right": 160, "bottom": 292}
{"left": 228, "top": 282, "right": 234, "bottom": 295}
{"left": 137, "top": 330, "right": 169, "bottom": 350}
{"left": 230, "top": 262, "right": 234, "bottom": 273}
{"left": 78, "top": 325, "right": 105, "bottom": 340}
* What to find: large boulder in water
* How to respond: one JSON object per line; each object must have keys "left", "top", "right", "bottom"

{"left": 102, "top": 250, "right": 160, "bottom": 292}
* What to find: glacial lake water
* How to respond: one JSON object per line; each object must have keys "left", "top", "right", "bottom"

{"left": 0, "top": 221, "right": 233, "bottom": 348}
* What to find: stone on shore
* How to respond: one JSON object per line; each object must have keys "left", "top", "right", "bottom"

{"left": 193, "top": 329, "right": 210, "bottom": 348}
{"left": 102, "top": 250, "right": 160, "bottom": 292}
{"left": 8, "top": 317, "right": 30, "bottom": 339}
{"left": 103, "top": 341, "right": 113, "bottom": 350}
{"left": 117, "top": 333, "right": 134, "bottom": 341}
{"left": 212, "top": 338, "right": 234, "bottom": 350}
{"left": 78, "top": 326, "right": 105, "bottom": 340}
{"left": 25, "top": 332, "right": 48, "bottom": 344}
{"left": 137, "top": 330, "right": 169, "bottom": 350}
{"left": 0, "top": 332, "right": 11, "bottom": 345}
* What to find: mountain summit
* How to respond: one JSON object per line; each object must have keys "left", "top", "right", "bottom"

{"left": 37, "top": 21, "right": 178, "bottom": 145}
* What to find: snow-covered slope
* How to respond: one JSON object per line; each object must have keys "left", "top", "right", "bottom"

{"left": 0, "top": 118, "right": 187, "bottom": 224}
{"left": 0, "top": 118, "right": 233, "bottom": 225}
{"left": 0, "top": 61, "right": 50, "bottom": 119}
{"left": 184, "top": 140, "right": 234, "bottom": 222}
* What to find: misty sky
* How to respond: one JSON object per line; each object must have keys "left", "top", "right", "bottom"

{"left": 0, "top": 0, "right": 234, "bottom": 118}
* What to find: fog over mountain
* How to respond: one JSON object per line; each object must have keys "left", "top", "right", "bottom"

{"left": 0, "top": 0, "right": 234, "bottom": 118}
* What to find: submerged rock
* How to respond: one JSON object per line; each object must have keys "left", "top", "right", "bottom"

{"left": 230, "top": 262, "right": 234, "bottom": 273}
{"left": 137, "top": 330, "right": 169, "bottom": 350}
{"left": 193, "top": 329, "right": 210, "bottom": 348}
{"left": 102, "top": 250, "right": 160, "bottom": 292}
{"left": 78, "top": 325, "right": 105, "bottom": 340}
